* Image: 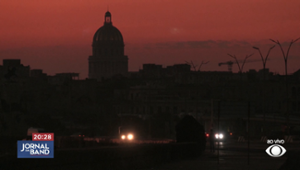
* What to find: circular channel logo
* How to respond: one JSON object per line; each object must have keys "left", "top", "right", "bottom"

{"left": 265, "top": 144, "right": 286, "bottom": 157}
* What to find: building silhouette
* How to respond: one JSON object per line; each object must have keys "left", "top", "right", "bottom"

{"left": 1, "top": 10, "right": 300, "bottom": 137}
{"left": 88, "top": 11, "right": 128, "bottom": 81}
{"left": 1, "top": 58, "right": 300, "bottom": 137}
{"left": 0, "top": 59, "right": 30, "bottom": 81}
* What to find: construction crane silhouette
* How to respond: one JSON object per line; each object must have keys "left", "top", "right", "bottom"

{"left": 219, "top": 61, "right": 234, "bottom": 72}
{"left": 219, "top": 59, "right": 267, "bottom": 72}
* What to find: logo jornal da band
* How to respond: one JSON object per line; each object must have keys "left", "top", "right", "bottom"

{"left": 20, "top": 143, "right": 50, "bottom": 155}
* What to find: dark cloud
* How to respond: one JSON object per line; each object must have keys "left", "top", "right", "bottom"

{"left": 130, "top": 40, "right": 299, "bottom": 51}
{"left": 146, "top": 40, "right": 256, "bottom": 50}
{"left": 259, "top": 39, "right": 300, "bottom": 47}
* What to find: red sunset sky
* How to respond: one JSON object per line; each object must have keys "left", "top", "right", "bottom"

{"left": 0, "top": 0, "right": 300, "bottom": 79}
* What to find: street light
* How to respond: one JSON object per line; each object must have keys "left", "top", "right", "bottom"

{"left": 252, "top": 45, "right": 275, "bottom": 133}
{"left": 252, "top": 45, "right": 275, "bottom": 80}
{"left": 270, "top": 38, "right": 300, "bottom": 134}
{"left": 198, "top": 60, "right": 210, "bottom": 71}
{"left": 227, "top": 53, "right": 253, "bottom": 79}
{"left": 185, "top": 60, "right": 198, "bottom": 71}
{"left": 185, "top": 60, "right": 210, "bottom": 71}
{"left": 270, "top": 38, "right": 300, "bottom": 80}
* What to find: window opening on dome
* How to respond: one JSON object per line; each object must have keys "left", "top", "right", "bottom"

{"left": 106, "top": 17, "right": 111, "bottom": 23}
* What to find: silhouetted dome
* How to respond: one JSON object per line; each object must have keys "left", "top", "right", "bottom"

{"left": 93, "top": 11, "right": 124, "bottom": 43}
{"left": 93, "top": 26, "right": 123, "bottom": 42}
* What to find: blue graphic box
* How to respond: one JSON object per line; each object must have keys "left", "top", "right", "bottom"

{"left": 17, "top": 141, "right": 54, "bottom": 158}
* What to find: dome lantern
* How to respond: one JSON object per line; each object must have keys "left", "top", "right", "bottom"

{"left": 105, "top": 11, "right": 112, "bottom": 24}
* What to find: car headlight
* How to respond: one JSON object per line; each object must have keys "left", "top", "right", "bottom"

{"left": 127, "top": 134, "right": 134, "bottom": 140}
{"left": 215, "top": 133, "right": 224, "bottom": 139}
{"left": 121, "top": 135, "right": 126, "bottom": 140}
{"left": 219, "top": 134, "right": 224, "bottom": 139}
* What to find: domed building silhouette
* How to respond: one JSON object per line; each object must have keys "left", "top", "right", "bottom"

{"left": 88, "top": 11, "right": 128, "bottom": 81}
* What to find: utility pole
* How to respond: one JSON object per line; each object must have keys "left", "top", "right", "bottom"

{"left": 247, "top": 101, "right": 250, "bottom": 166}
{"left": 270, "top": 38, "right": 300, "bottom": 134}
{"left": 217, "top": 100, "right": 220, "bottom": 168}
{"left": 211, "top": 99, "right": 214, "bottom": 130}
{"left": 252, "top": 45, "right": 275, "bottom": 134}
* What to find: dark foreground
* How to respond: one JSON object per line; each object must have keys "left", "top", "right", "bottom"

{"left": 0, "top": 142, "right": 204, "bottom": 170}
{"left": 146, "top": 141, "right": 300, "bottom": 170}
{"left": 1, "top": 141, "right": 299, "bottom": 170}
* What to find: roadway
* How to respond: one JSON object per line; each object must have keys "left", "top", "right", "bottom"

{"left": 143, "top": 141, "right": 300, "bottom": 170}
{"left": 2, "top": 139, "right": 299, "bottom": 170}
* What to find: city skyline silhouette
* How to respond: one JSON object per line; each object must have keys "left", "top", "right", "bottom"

{"left": 0, "top": 1, "right": 300, "bottom": 79}
{"left": 0, "top": 1, "right": 300, "bottom": 169}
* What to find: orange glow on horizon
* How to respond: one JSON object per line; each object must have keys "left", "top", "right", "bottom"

{"left": 1, "top": 0, "right": 299, "bottom": 48}
{"left": 0, "top": 0, "right": 299, "bottom": 78}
